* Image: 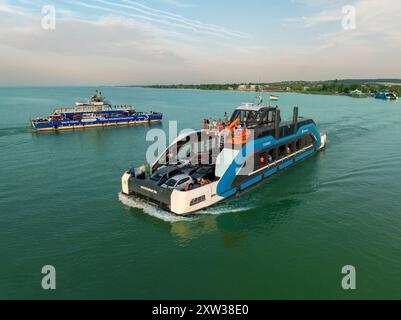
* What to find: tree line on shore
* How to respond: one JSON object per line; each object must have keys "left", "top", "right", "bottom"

{"left": 140, "top": 79, "right": 401, "bottom": 96}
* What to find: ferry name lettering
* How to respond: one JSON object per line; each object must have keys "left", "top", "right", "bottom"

{"left": 141, "top": 186, "right": 158, "bottom": 194}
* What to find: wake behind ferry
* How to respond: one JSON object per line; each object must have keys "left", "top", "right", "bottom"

{"left": 31, "top": 91, "right": 163, "bottom": 132}
{"left": 122, "top": 101, "right": 327, "bottom": 216}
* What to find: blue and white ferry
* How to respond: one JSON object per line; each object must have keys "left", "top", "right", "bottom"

{"left": 31, "top": 91, "right": 163, "bottom": 132}
{"left": 122, "top": 103, "right": 327, "bottom": 216}
{"left": 375, "top": 92, "right": 398, "bottom": 100}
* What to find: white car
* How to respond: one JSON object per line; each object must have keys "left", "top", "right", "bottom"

{"left": 161, "top": 174, "right": 194, "bottom": 191}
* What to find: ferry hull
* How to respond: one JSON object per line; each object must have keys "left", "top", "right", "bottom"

{"left": 32, "top": 114, "right": 163, "bottom": 132}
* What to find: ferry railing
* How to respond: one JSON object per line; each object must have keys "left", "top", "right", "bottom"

{"left": 244, "top": 144, "right": 316, "bottom": 177}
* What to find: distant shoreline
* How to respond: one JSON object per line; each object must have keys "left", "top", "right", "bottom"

{"left": 119, "top": 85, "right": 350, "bottom": 97}
{"left": 119, "top": 79, "right": 401, "bottom": 98}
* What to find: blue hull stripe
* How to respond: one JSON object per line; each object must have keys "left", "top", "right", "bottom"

{"left": 264, "top": 167, "right": 278, "bottom": 178}
{"left": 221, "top": 188, "right": 237, "bottom": 199}
{"left": 240, "top": 175, "right": 262, "bottom": 191}
{"left": 279, "top": 160, "right": 294, "bottom": 170}
{"left": 295, "top": 148, "right": 315, "bottom": 162}
{"left": 33, "top": 115, "right": 162, "bottom": 130}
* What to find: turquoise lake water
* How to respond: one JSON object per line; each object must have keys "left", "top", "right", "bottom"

{"left": 0, "top": 86, "right": 400, "bottom": 299}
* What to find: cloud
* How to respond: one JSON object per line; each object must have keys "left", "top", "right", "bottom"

{"left": 0, "top": 2, "right": 27, "bottom": 15}
{"left": 0, "top": 14, "right": 189, "bottom": 60}
{"left": 279, "top": 0, "right": 401, "bottom": 79}
{"left": 290, "top": 0, "right": 345, "bottom": 6}
{"left": 0, "top": 0, "right": 400, "bottom": 85}
{"left": 158, "top": 0, "right": 194, "bottom": 8}
{"left": 71, "top": 0, "right": 249, "bottom": 39}
{"left": 283, "top": 10, "right": 342, "bottom": 27}
{"left": 317, "top": 0, "right": 401, "bottom": 47}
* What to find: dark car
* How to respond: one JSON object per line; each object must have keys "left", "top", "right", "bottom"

{"left": 150, "top": 166, "right": 181, "bottom": 186}
{"left": 191, "top": 165, "right": 216, "bottom": 183}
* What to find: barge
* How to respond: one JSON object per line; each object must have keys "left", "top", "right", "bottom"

{"left": 122, "top": 103, "right": 327, "bottom": 216}
{"left": 31, "top": 91, "right": 162, "bottom": 132}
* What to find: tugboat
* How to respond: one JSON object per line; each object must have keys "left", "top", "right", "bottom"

{"left": 375, "top": 92, "right": 398, "bottom": 100}
{"left": 31, "top": 91, "right": 163, "bottom": 132}
{"left": 122, "top": 103, "right": 327, "bottom": 216}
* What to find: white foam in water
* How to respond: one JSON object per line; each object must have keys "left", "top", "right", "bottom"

{"left": 118, "top": 193, "right": 254, "bottom": 222}
{"left": 200, "top": 205, "right": 255, "bottom": 216}
{"left": 118, "top": 193, "right": 195, "bottom": 223}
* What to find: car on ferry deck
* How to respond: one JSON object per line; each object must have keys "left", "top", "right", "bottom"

{"left": 150, "top": 166, "right": 181, "bottom": 186}
{"left": 161, "top": 174, "right": 195, "bottom": 191}
{"left": 190, "top": 165, "right": 216, "bottom": 184}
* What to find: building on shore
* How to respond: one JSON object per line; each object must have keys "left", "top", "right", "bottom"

{"left": 350, "top": 89, "right": 364, "bottom": 97}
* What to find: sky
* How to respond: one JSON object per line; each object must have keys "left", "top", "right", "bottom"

{"left": 0, "top": 0, "right": 400, "bottom": 85}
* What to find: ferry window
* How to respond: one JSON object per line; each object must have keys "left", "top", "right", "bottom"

{"left": 278, "top": 145, "right": 286, "bottom": 158}
{"left": 231, "top": 110, "right": 259, "bottom": 126}
{"left": 190, "top": 195, "right": 206, "bottom": 206}
{"left": 301, "top": 134, "right": 316, "bottom": 148}
{"left": 301, "top": 136, "right": 307, "bottom": 148}
{"left": 266, "top": 110, "right": 274, "bottom": 124}
{"left": 296, "top": 139, "right": 302, "bottom": 150}
{"left": 305, "top": 134, "right": 315, "bottom": 147}
{"left": 258, "top": 110, "right": 268, "bottom": 124}
{"left": 245, "top": 111, "right": 259, "bottom": 126}
{"left": 230, "top": 110, "right": 240, "bottom": 123}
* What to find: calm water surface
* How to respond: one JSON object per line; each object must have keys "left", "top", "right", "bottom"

{"left": 0, "top": 87, "right": 400, "bottom": 299}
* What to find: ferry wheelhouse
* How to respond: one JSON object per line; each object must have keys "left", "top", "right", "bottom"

{"left": 122, "top": 103, "right": 327, "bottom": 216}
{"left": 31, "top": 91, "right": 163, "bottom": 132}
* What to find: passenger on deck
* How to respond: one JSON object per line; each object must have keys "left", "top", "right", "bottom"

{"left": 267, "top": 154, "right": 273, "bottom": 163}
{"left": 207, "top": 118, "right": 212, "bottom": 131}
{"left": 225, "top": 112, "right": 230, "bottom": 123}
{"left": 287, "top": 146, "right": 292, "bottom": 154}
{"left": 203, "top": 119, "right": 208, "bottom": 130}
{"left": 260, "top": 154, "right": 266, "bottom": 165}
{"left": 200, "top": 178, "right": 210, "bottom": 186}
{"left": 146, "top": 162, "right": 152, "bottom": 176}
{"left": 136, "top": 165, "right": 146, "bottom": 180}
{"left": 218, "top": 119, "right": 223, "bottom": 133}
